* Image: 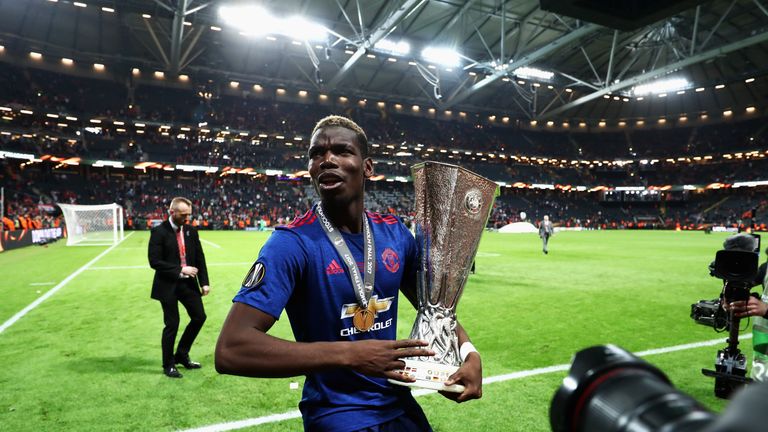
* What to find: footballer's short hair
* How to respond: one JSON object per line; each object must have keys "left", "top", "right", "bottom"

{"left": 312, "top": 115, "right": 368, "bottom": 158}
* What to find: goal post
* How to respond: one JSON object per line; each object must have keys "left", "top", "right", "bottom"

{"left": 57, "top": 203, "right": 125, "bottom": 246}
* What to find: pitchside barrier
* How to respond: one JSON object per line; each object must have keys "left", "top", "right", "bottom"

{"left": 0, "top": 227, "right": 64, "bottom": 252}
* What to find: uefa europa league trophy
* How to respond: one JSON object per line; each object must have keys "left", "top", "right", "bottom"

{"left": 390, "top": 161, "right": 498, "bottom": 392}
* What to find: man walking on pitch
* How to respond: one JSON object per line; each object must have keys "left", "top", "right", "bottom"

{"left": 539, "top": 215, "right": 554, "bottom": 254}
{"left": 148, "top": 197, "right": 210, "bottom": 378}
{"left": 215, "top": 115, "right": 482, "bottom": 431}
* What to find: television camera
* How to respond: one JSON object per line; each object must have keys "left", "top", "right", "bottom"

{"left": 691, "top": 233, "right": 761, "bottom": 398}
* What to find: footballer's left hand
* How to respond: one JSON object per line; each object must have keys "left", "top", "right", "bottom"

{"left": 440, "top": 353, "right": 482, "bottom": 403}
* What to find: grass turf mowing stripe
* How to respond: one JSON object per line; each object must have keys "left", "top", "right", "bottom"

{"left": 179, "top": 334, "right": 744, "bottom": 432}
{"left": 86, "top": 262, "right": 253, "bottom": 270}
{"left": 0, "top": 232, "right": 134, "bottom": 335}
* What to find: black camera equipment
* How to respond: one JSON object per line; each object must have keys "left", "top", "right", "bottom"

{"left": 700, "top": 234, "right": 760, "bottom": 398}
{"left": 690, "top": 298, "right": 726, "bottom": 329}
{"left": 550, "top": 345, "right": 716, "bottom": 432}
{"left": 550, "top": 344, "right": 768, "bottom": 432}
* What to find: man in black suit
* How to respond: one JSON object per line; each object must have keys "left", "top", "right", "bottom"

{"left": 148, "top": 197, "right": 210, "bottom": 378}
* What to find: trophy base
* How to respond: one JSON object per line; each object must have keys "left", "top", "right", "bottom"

{"left": 388, "top": 359, "right": 466, "bottom": 393}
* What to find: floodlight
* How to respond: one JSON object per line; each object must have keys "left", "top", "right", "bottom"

{"left": 421, "top": 47, "right": 461, "bottom": 67}
{"left": 218, "top": 5, "right": 327, "bottom": 41}
{"left": 374, "top": 39, "right": 410, "bottom": 56}
{"left": 218, "top": 5, "right": 269, "bottom": 33}
{"left": 632, "top": 78, "right": 690, "bottom": 95}
{"left": 513, "top": 66, "right": 554, "bottom": 80}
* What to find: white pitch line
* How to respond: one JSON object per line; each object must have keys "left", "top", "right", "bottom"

{"left": 87, "top": 262, "right": 253, "bottom": 271}
{"left": 179, "top": 334, "right": 744, "bottom": 432}
{"left": 201, "top": 238, "right": 222, "bottom": 249}
{"left": 29, "top": 282, "right": 56, "bottom": 286}
{"left": 0, "top": 232, "right": 135, "bottom": 335}
{"left": 181, "top": 410, "right": 302, "bottom": 432}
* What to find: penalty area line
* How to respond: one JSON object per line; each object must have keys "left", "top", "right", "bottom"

{"left": 179, "top": 334, "right": 743, "bottom": 432}
{"left": 0, "top": 232, "right": 135, "bottom": 335}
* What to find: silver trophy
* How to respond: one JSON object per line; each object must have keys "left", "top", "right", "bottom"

{"left": 390, "top": 161, "right": 498, "bottom": 392}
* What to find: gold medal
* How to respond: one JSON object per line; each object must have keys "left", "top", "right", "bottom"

{"left": 353, "top": 308, "right": 375, "bottom": 332}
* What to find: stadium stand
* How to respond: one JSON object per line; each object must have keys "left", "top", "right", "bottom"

{"left": 1, "top": 60, "right": 766, "bottom": 232}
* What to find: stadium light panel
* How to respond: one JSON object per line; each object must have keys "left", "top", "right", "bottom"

{"left": 514, "top": 66, "right": 554, "bottom": 81}
{"left": 154, "top": 71, "right": 165, "bottom": 79}
{"left": 30, "top": 52, "right": 42, "bottom": 60}
{"left": 179, "top": 74, "right": 189, "bottom": 82}
{"left": 93, "top": 63, "right": 105, "bottom": 71}
{"left": 745, "top": 77, "right": 755, "bottom": 83}
{"left": 747, "top": 106, "right": 756, "bottom": 113}
{"left": 374, "top": 39, "right": 410, "bottom": 56}
{"left": 101, "top": 7, "right": 114, "bottom": 13}
{"left": 715, "top": 84, "right": 725, "bottom": 89}
{"left": 218, "top": 5, "right": 327, "bottom": 41}
{"left": 0, "top": 45, "right": 4, "bottom": 52}
{"left": 421, "top": 47, "right": 461, "bottom": 67}
{"left": 61, "top": 58, "right": 73, "bottom": 66}
{"left": 632, "top": 78, "right": 690, "bottom": 95}
{"left": 142, "top": 13, "right": 151, "bottom": 19}
{"left": 73, "top": 2, "right": 86, "bottom": 8}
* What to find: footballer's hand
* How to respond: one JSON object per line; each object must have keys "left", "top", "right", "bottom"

{"left": 346, "top": 339, "right": 434, "bottom": 381}
{"left": 440, "top": 353, "right": 483, "bottom": 403}
{"left": 201, "top": 285, "right": 210, "bottom": 296}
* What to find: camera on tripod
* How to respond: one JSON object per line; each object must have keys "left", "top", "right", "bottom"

{"left": 695, "top": 233, "right": 761, "bottom": 398}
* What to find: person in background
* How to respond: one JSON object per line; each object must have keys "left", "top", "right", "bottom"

{"left": 539, "top": 214, "right": 554, "bottom": 254}
{"left": 148, "top": 197, "right": 210, "bottom": 378}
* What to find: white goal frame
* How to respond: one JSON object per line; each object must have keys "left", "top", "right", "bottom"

{"left": 57, "top": 203, "right": 125, "bottom": 246}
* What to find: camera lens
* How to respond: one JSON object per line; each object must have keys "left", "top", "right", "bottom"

{"left": 550, "top": 345, "right": 717, "bottom": 432}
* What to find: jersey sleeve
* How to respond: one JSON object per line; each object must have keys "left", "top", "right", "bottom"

{"left": 233, "top": 228, "right": 307, "bottom": 319}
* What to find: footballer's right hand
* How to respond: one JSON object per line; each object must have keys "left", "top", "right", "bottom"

{"left": 346, "top": 339, "right": 434, "bottom": 381}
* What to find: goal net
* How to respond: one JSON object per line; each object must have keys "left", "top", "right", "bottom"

{"left": 57, "top": 203, "right": 125, "bottom": 246}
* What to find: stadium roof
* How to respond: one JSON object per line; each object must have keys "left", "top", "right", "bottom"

{"left": 1, "top": 0, "right": 767, "bottom": 124}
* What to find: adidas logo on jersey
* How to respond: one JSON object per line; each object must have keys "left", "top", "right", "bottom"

{"left": 325, "top": 259, "right": 344, "bottom": 275}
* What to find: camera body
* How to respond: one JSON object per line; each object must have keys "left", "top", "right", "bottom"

{"left": 690, "top": 298, "right": 726, "bottom": 328}
{"left": 699, "top": 234, "right": 761, "bottom": 398}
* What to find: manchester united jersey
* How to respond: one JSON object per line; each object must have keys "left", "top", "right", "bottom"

{"left": 233, "top": 203, "right": 426, "bottom": 431}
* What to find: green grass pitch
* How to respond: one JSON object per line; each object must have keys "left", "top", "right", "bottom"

{"left": 0, "top": 229, "right": 749, "bottom": 431}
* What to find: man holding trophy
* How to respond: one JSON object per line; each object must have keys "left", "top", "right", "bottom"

{"left": 215, "top": 115, "right": 491, "bottom": 431}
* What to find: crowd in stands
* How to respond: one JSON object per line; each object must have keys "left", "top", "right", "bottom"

{"left": 1, "top": 61, "right": 767, "bottom": 232}
{"left": 3, "top": 157, "right": 766, "bottom": 233}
